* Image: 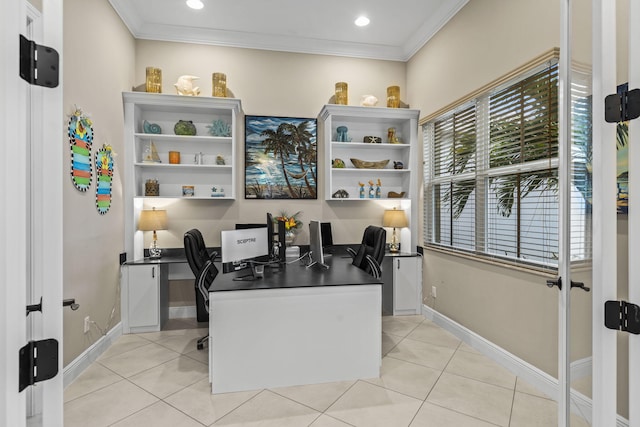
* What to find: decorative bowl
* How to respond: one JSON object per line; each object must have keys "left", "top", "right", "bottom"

{"left": 388, "top": 191, "right": 406, "bottom": 198}
{"left": 350, "top": 158, "right": 389, "bottom": 169}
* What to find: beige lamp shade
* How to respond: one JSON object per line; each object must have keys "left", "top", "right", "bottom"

{"left": 383, "top": 208, "right": 408, "bottom": 228}
{"left": 138, "top": 208, "right": 168, "bottom": 231}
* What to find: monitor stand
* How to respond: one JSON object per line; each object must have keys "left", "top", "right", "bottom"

{"left": 233, "top": 262, "right": 263, "bottom": 281}
{"left": 305, "top": 251, "right": 330, "bottom": 270}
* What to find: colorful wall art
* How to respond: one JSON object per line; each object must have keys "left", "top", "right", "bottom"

{"left": 245, "top": 115, "right": 317, "bottom": 199}
{"left": 95, "top": 144, "right": 114, "bottom": 215}
{"left": 68, "top": 108, "right": 93, "bottom": 191}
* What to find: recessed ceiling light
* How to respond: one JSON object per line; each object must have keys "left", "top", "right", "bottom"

{"left": 186, "top": 0, "right": 204, "bottom": 10}
{"left": 355, "top": 16, "right": 370, "bottom": 27}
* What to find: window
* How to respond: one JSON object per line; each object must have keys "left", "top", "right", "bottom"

{"left": 423, "top": 59, "right": 592, "bottom": 270}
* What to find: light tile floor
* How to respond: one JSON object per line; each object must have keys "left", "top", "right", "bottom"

{"left": 64, "top": 315, "right": 591, "bottom": 426}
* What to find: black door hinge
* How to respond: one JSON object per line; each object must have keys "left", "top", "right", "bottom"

{"left": 19, "top": 34, "right": 59, "bottom": 88}
{"left": 604, "top": 300, "right": 640, "bottom": 335}
{"left": 605, "top": 84, "right": 640, "bottom": 123}
{"left": 19, "top": 339, "right": 59, "bottom": 392}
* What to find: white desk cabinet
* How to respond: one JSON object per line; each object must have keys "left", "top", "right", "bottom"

{"left": 382, "top": 253, "right": 422, "bottom": 315}
{"left": 121, "top": 263, "right": 168, "bottom": 333}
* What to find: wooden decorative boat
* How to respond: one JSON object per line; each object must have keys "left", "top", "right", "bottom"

{"left": 350, "top": 158, "right": 389, "bottom": 169}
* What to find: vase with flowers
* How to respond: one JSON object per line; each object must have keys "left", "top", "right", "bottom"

{"left": 273, "top": 210, "right": 303, "bottom": 246}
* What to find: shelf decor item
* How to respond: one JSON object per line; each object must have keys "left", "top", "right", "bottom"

{"left": 383, "top": 207, "right": 408, "bottom": 253}
{"left": 393, "top": 161, "right": 404, "bottom": 169}
{"left": 145, "top": 67, "right": 162, "bottom": 93}
{"left": 245, "top": 115, "right": 317, "bottom": 199}
{"left": 375, "top": 179, "right": 381, "bottom": 198}
{"left": 363, "top": 136, "right": 381, "bottom": 143}
{"left": 212, "top": 72, "right": 227, "bottom": 97}
{"left": 368, "top": 180, "right": 375, "bottom": 198}
{"left": 359, "top": 182, "right": 365, "bottom": 198}
{"left": 387, "top": 127, "right": 400, "bottom": 143}
{"left": 332, "top": 189, "right": 349, "bottom": 198}
{"left": 95, "top": 144, "right": 114, "bottom": 215}
{"left": 334, "top": 82, "right": 348, "bottom": 105}
{"left": 145, "top": 179, "right": 159, "bottom": 196}
{"left": 67, "top": 107, "right": 94, "bottom": 192}
{"left": 332, "top": 158, "right": 345, "bottom": 168}
{"left": 350, "top": 158, "right": 389, "bottom": 169}
{"left": 143, "top": 142, "right": 161, "bottom": 163}
{"left": 211, "top": 186, "right": 225, "bottom": 197}
{"left": 174, "top": 120, "right": 197, "bottom": 136}
{"left": 360, "top": 95, "right": 378, "bottom": 107}
{"left": 174, "top": 75, "right": 200, "bottom": 96}
{"left": 143, "top": 120, "right": 162, "bottom": 134}
{"left": 336, "top": 126, "right": 350, "bottom": 142}
{"left": 387, "top": 85, "right": 400, "bottom": 108}
{"left": 207, "top": 119, "right": 231, "bottom": 137}
{"left": 138, "top": 207, "right": 168, "bottom": 258}
{"left": 182, "top": 185, "right": 195, "bottom": 197}
{"left": 169, "top": 151, "right": 181, "bottom": 164}
{"left": 388, "top": 191, "right": 406, "bottom": 198}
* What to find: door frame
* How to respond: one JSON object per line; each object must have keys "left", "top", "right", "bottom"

{"left": 1, "top": 0, "right": 29, "bottom": 423}
{"left": 1, "top": 0, "right": 64, "bottom": 425}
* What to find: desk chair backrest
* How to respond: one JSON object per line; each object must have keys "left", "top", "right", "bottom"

{"left": 184, "top": 229, "right": 218, "bottom": 322}
{"left": 351, "top": 225, "right": 386, "bottom": 278}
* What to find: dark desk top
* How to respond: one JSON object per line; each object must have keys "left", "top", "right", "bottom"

{"left": 210, "top": 255, "right": 382, "bottom": 292}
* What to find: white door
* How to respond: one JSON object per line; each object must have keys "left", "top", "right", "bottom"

{"left": 592, "top": 1, "right": 640, "bottom": 426}
{"left": 1, "top": 0, "right": 64, "bottom": 426}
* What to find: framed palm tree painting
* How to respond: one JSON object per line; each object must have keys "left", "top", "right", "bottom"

{"left": 245, "top": 115, "right": 317, "bottom": 199}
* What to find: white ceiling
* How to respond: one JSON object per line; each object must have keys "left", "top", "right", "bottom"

{"left": 108, "top": 0, "right": 469, "bottom": 62}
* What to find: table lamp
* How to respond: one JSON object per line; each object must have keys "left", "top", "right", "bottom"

{"left": 383, "top": 208, "right": 408, "bottom": 253}
{"left": 138, "top": 207, "right": 168, "bottom": 258}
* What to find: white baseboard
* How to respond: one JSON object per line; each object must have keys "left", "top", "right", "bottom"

{"left": 63, "top": 322, "right": 122, "bottom": 389}
{"left": 422, "top": 305, "right": 629, "bottom": 427}
{"left": 169, "top": 305, "right": 196, "bottom": 319}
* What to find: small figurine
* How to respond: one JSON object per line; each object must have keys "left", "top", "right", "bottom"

{"left": 216, "top": 154, "right": 225, "bottom": 165}
{"left": 332, "top": 189, "right": 349, "bottom": 198}
{"left": 387, "top": 127, "right": 400, "bottom": 144}
{"left": 368, "top": 180, "right": 375, "bottom": 198}
{"left": 143, "top": 120, "right": 162, "bottom": 134}
{"left": 211, "top": 186, "right": 225, "bottom": 197}
{"left": 375, "top": 179, "right": 381, "bottom": 198}
{"left": 174, "top": 120, "right": 197, "bottom": 136}
{"left": 359, "top": 182, "right": 365, "bottom": 198}
{"left": 336, "top": 126, "right": 351, "bottom": 142}
{"left": 393, "top": 161, "right": 404, "bottom": 169}
{"left": 332, "top": 158, "right": 345, "bottom": 168}
{"left": 174, "top": 75, "right": 200, "bottom": 96}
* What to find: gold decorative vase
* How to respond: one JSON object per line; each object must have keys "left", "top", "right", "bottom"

{"left": 387, "top": 85, "right": 400, "bottom": 108}
{"left": 335, "top": 82, "right": 348, "bottom": 105}
{"left": 212, "top": 73, "right": 227, "bottom": 97}
{"left": 145, "top": 67, "right": 162, "bottom": 93}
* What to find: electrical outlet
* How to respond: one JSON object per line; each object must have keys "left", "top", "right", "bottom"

{"left": 84, "top": 316, "right": 91, "bottom": 333}
{"left": 432, "top": 286, "right": 437, "bottom": 298}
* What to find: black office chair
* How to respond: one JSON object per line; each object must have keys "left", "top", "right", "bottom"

{"left": 347, "top": 225, "right": 386, "bottom": 279}
{"left": 184, "top": 229, "right": 219, "bottom": 350}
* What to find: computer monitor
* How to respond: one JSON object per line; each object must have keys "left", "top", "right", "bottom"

{"left": 308, "top": 220, "right": 329, "bottom": 269}
{"left": 221, "top": 227, "right": 269, "bottom": 279}
{"left": 267, "top": 213, "right": 286, "bottom": 264}
{"left": 320, "top": 222, "right": 334, "bottom": 254}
